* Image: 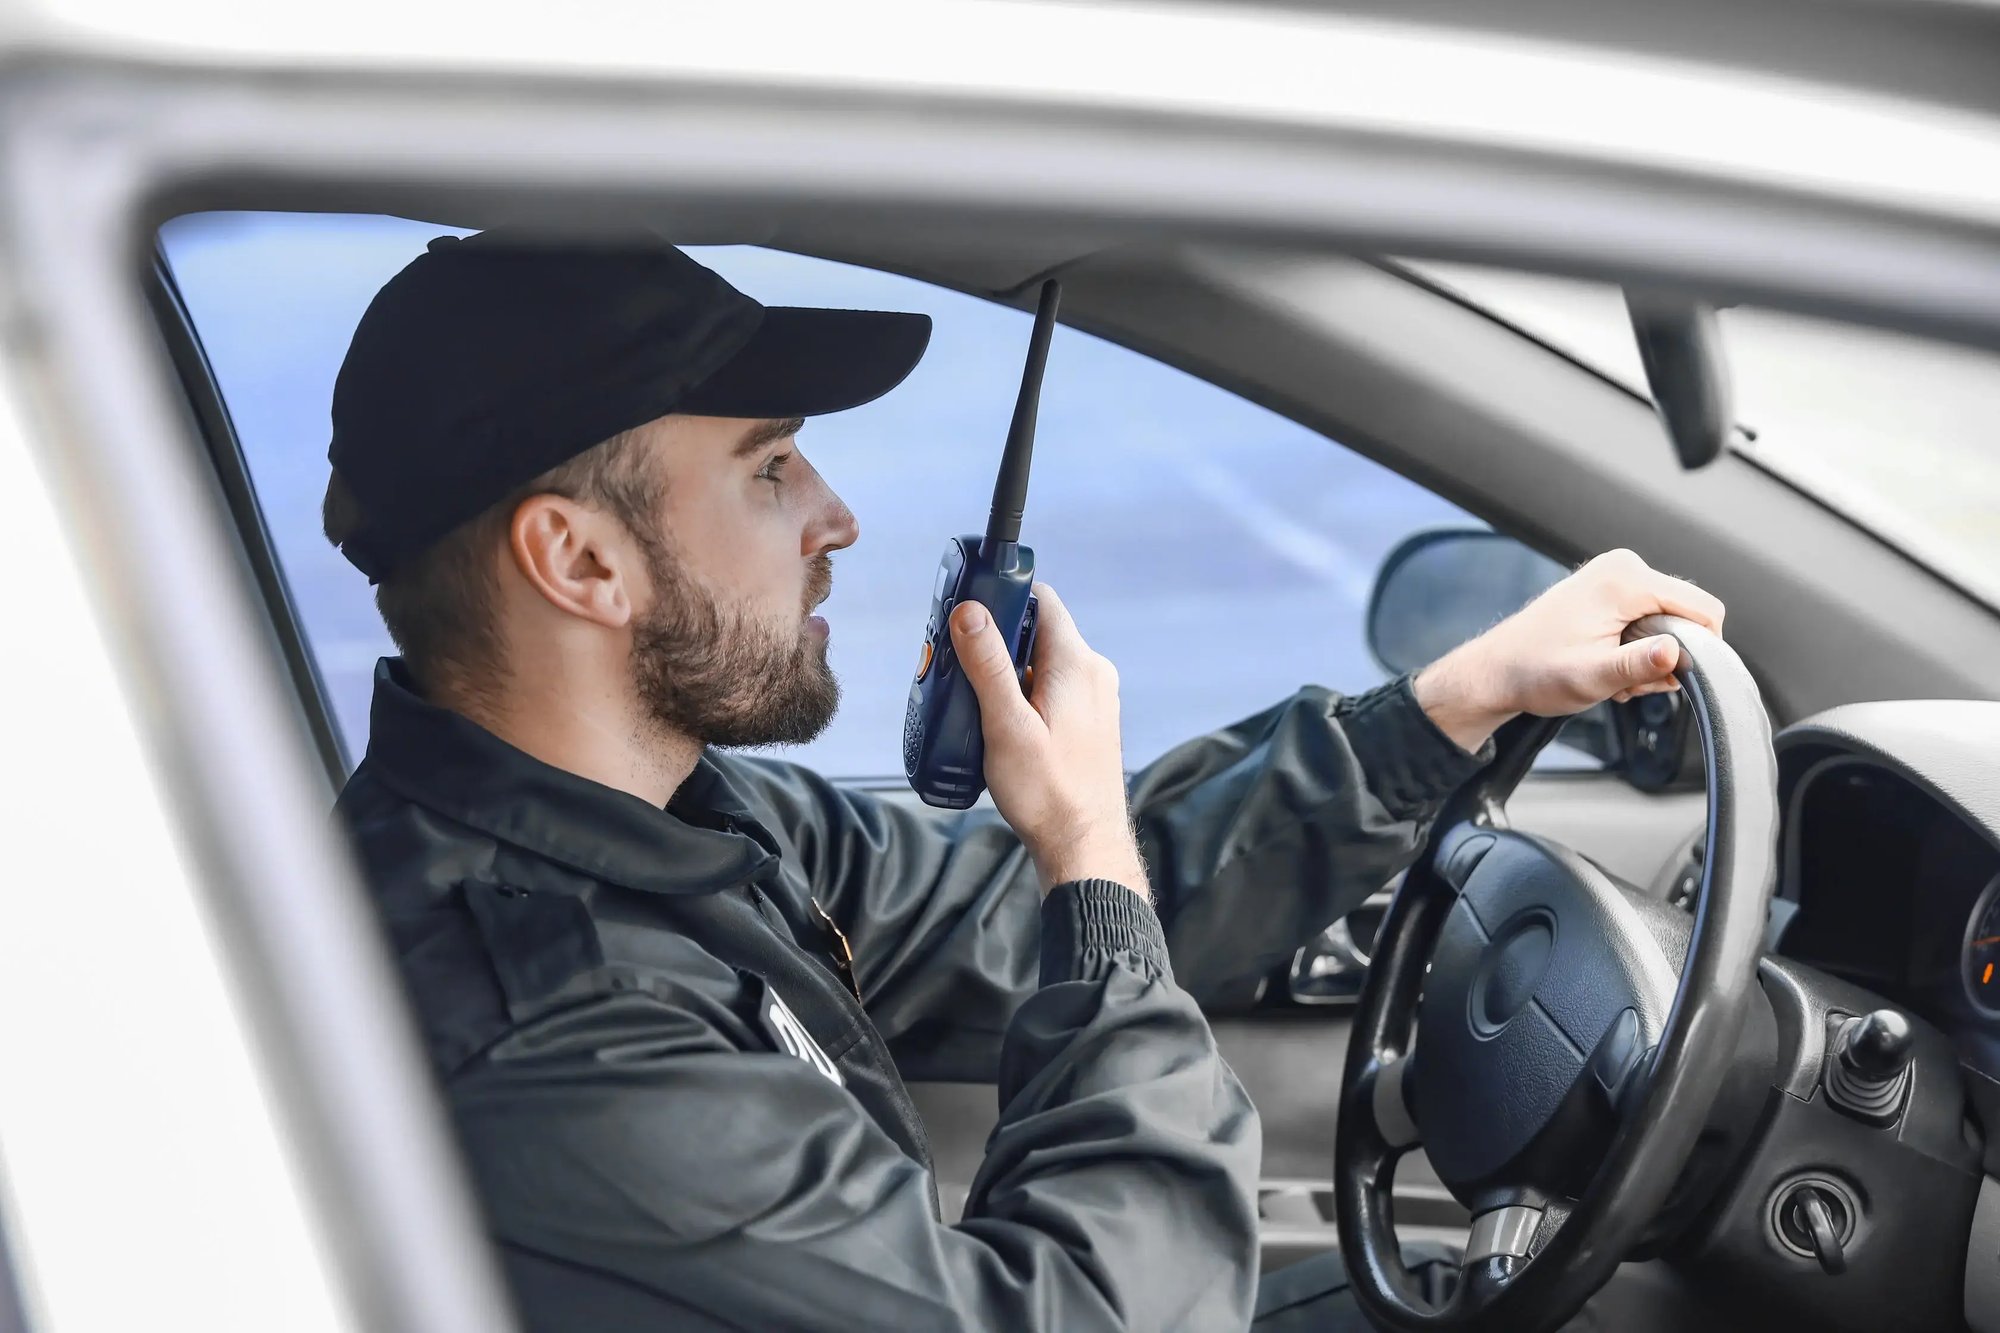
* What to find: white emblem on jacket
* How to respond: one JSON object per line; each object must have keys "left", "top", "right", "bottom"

{"left": 758, "top": 984, "right": 844, "bottom": 1086}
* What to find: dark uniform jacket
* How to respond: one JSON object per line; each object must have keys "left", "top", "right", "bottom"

{"left": 336, "top": 659, "right": 1486, "bottom": 1331}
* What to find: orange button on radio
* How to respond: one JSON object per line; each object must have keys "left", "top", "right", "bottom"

{"left": 916, "top": 639, "right": 935, "bottom": 682}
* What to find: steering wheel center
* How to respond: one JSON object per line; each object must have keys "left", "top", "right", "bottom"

{"left": 1470, "top": 909, "right": 1556, "bottom": 1037}
{"left": 1410, "top": 828, "right": 1684, "bottom": 1196}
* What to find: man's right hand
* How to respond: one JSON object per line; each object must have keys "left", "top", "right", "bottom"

{"left": 948, "top": 583, "right": 1149, "bottom": 899}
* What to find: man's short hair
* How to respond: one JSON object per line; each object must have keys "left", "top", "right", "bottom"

{"left": 324, "top": 426, "right": 658, "bottom": 701}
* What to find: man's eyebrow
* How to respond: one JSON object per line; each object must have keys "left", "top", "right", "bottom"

{"left": 732, "top": 416, "right": 806, "bottom": 459}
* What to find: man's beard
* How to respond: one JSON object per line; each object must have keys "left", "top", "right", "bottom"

{"left": 630, "top": 544, "right": 840, "bottom": 749}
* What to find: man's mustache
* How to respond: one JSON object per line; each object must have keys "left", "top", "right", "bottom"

{"left": 804, "top": 556, "right": 834, "bottom": 615}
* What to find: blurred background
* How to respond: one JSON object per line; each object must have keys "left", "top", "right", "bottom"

{"left": 160, "top": 212, "right": 2000, "bottom": 781}
{"left": 162, "top": 211, "right": 1474, "bottom": 779}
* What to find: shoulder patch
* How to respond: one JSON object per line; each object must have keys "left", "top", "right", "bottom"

{"left": 755, "top": 980, "right": 844, "bottom": 1086}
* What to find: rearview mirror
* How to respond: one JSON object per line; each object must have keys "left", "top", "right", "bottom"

{"left": 1625, "top": 291, "right": 1732, "bottom": 470}
{"left": 1366, "top": 529, "right": 1622, "bottom": 769}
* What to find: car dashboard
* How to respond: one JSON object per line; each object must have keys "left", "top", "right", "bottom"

{"left": 1774, "top": 748, "right": 2000, "bottom": 1081}
{"left": 1644, "top": 700, "right": 2000, "bottom": 1330}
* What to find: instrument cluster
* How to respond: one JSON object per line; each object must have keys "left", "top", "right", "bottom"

{"left": 1775, "top": 760, "right": 2000, "bottom": 1064}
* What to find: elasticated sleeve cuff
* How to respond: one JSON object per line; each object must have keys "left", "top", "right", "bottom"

{"left": 1039, "top": 879, "right": 1172, "bottom": 987}
{"left": 1332, "top": 673, "right": 1494, "bottom": 820}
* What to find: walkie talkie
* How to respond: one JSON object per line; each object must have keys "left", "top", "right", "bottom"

{"left": 902, "top": 280, "right": 1060, "bottom": 808}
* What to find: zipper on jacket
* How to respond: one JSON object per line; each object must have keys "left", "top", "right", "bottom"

{"left": 720, "top": 885, "right": 941, "bottom": 1218}
{"left": 811, "top": 896, "right": 862, "bottom": 1002}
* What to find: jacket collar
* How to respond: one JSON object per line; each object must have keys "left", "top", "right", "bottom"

{"left": 357, "top": 658, "right": 777, "bottom": 895}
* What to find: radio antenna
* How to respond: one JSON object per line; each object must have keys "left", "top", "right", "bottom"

{"left": 983, "top": 280, "right": 1061, "bottom": 553}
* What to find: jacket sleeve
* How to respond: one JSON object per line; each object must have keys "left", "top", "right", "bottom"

{"left": 449, "top": 881, "right": 1260, "bottom": 1333}
{"left": 730, "top": 675, "right": 1489, "bottom": 1082}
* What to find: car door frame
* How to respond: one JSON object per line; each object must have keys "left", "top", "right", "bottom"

{"left": 5, "top": 18, "right": 1999, "bottom": 1328}
{"left": 148, "top": 248, "right": 352, "bottom": 782}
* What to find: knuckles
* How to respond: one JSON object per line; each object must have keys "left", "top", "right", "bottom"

{"left": 1039, "top": 647, "right": 1119, "bottom": 695}
{"left": 1581, "top": 547, "right": 1647, "bottom": 584}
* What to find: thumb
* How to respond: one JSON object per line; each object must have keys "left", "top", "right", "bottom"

{"left": 1605, "top": 633, "right": 1682, "bottom": 692}
{"left": 950, "top": 601, "right": 1038, "bottom": 735}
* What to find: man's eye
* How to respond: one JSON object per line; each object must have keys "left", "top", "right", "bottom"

{"left": 756, "top": 453, "right": 792, "bottom": 483}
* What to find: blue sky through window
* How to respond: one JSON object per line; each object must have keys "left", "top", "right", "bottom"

{"left": 161, "top": 211, "right": 1480, "bottom": 780}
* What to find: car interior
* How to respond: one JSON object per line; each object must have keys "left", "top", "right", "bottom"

{"left": 137, "top": 198, "right": 2000, "bottom": 1331}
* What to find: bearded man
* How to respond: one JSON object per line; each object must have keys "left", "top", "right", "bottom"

{"left": 326, "top": 231, "right": 1722, "bottom": 1332}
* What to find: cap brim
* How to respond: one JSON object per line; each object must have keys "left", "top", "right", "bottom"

{"left": 676, "top": 306, "right": 932, "bottom": 419}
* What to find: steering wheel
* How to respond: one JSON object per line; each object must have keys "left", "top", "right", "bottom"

{"left": 1334, "top": 615, "right": 1777, "bottom": 1332}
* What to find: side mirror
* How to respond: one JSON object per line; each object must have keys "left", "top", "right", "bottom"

{"left": 1365, "top": 529, "right": 1622, "bottom": 770}
{"left": 1367, "top": 529, "right": 1567, "bottom": 674}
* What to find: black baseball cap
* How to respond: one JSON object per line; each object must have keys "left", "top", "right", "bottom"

{"left": 328, "top": 230, "right": 932, "bottom": 581}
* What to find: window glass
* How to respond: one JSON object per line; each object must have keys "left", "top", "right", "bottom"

{"left": 1412, "top": 260, "right": 2000, "bottom": 611}
{"left": 163, "top": 212, "right": 1572, "bottom": 781}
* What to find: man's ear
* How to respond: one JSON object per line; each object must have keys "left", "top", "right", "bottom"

{"left": 506, "top": 494, "right": 636, "bottom": 630}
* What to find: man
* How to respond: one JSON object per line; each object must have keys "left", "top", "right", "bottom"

{"left": 326, "top": 231, "right": 1723, "bottom": 1331}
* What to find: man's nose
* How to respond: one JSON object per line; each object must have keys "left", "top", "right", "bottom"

{"left": 809, "top": 482, "right": 859, "bottom": 555}
{"left": 818, "top": 494, "right": 860, "bottom": 553}
{"left": 796, "top": 450, "right": 859, "bottom": 553}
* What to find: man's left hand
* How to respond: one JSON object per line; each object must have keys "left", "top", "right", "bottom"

{"left": 1412, "top": 548, "right": 1726, "bottom": 754}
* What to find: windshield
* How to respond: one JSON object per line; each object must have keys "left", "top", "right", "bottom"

{"left": 1410, "top": 262, "right": 2000, "bottom": 610}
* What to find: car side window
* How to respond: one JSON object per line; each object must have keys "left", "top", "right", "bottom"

{"left": 160, "top": 211, "right": 1595, "bottom": 780}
